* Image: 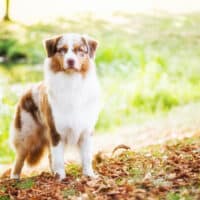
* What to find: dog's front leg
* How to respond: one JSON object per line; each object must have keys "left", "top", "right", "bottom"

{"left": 79, "top": 132, "right": 96, "bottom": 177}
{"left": 50, "top": 141, "right": 65, "bottom": 179}
{"left": 42, "top": 96, "right": 66, "bottom": 179}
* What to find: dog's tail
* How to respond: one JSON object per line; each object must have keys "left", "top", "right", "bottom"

{"left": 26, "top": 138, "right": 48, "bottom": 166}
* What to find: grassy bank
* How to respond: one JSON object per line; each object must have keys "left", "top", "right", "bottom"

{"left": 1, "top": 13, "right": 200, "bottom": 163}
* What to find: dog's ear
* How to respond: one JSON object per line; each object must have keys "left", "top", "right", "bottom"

{"left": 83, "top": 35, "right": 98, "bottom": 58}
{"left": 43, "top": 35, "right": 62, "bottom": 57}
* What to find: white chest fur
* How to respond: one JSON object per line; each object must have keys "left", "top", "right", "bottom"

{"left": 44, "top": 60, "right": 101, "bottom": 144}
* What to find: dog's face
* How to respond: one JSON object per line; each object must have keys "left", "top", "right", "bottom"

{"left": 44, "top": 33, "right": 98, "bottom": 75}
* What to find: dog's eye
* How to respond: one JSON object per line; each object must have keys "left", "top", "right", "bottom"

{"left": 78, "top": 46, "right": 87, "bottom": 53}
{"left": 57, "top": 48, "right": 67, "bottom": 54}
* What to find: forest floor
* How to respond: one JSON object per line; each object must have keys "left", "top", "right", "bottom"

{"left": 0, "top": 135, "right": 199, "bottom": 200}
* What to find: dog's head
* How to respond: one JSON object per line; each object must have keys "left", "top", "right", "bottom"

{"left": 44, "top": 33, "right": 98, "bottom": 75}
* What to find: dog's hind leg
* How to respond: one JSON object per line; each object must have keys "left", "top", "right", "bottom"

{"left": 48, "top": 146, "right": 53, "bottom": 173}
{"left": 11, "top": 149, "right": 27, "bottom": 179}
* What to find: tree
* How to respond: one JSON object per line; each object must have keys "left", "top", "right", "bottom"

{"left": 3, "top": 0, "right": 11, "bottom": 21}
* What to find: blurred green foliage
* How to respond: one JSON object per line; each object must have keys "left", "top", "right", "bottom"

{"left": 1, "top": 13, "right": 200, "bottom": 163}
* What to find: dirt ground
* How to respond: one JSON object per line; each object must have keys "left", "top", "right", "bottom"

{"left": 95, "top": 102, "right": 200, "bottom": 153}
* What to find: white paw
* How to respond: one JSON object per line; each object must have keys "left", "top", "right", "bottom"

{"left": 83, "top": 169, "right": 98, "bottom": 178}
{"left": 54, "top": 169, "right": 66, "bottom": 180}
{"left": 10, "top": 174, "right": 20, "bottom": 179}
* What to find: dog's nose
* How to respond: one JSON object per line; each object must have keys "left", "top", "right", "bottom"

{"left": 67, "top": 59, "right": 75, "bottom": 67}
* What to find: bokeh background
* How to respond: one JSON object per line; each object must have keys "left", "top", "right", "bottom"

{"left": 1, "top": 0, "right": 200, "bottom": 163}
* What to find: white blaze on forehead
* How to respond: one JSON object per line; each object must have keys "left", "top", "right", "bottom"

{"left": 57, "top": 33, "right": 83, "bottom": 49}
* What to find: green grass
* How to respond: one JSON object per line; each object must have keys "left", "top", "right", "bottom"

{"left": 66, "top": 163, "right": 82, "bottom": 178}
{"left": 0, "top": 196, "right": 10, "bottom": 200}
{"left": 62, "top": 188, "right": 79, "bottom": 199}
{"left": 167, "top": 193, "right": 181, "bottom": 200}
{"left": 1, "top": 13, "right": 200, "bottom": 163}
{"left": 15, "top": 178, "right": 35, "bottom": 189}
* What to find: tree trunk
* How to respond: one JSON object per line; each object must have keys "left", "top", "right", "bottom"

{"left": 3, "top": 0, "right": 11, "bottom": 21}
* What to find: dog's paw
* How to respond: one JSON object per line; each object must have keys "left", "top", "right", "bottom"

{"left": 83, "top": 170, "right": 98, "bottom": 178}
{"left": 10, "top": 174, "right": 20, "bottom": 179}
{"left": 55, "top": 173, "right": 66, "bottom": 180}
{"left": 54, "top": 169, "right": 66, "bottom": 180}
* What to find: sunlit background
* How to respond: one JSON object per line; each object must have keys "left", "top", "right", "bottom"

{"left": 1, "top": 0, "right": 200, "bottom": 164}
{"left": 1, "top": 0, "right": 200, "bottom": 24}
{"left": 0, "top": 0, "right": 152, "bottom": 24}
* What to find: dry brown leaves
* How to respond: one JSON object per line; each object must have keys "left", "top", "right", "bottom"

{"left": 0, "top": 137, "right": 200, "bottom": 200}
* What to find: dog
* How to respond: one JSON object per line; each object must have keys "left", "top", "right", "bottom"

{"left": 10, "top": 33, "right": 101, "bottom": 180}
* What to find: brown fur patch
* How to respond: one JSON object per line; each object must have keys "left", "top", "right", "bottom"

{"left": 20, "top": 90, "right": 39, "bottom": 123}
{"left": 87, "top": 39, "right": 98, "bottom": 58}
{"left": 14, "top": 105, "right": 21, "bottom": 130}
{"left": 50, "top": 53, "right": 65, "bottom": 73}
{"left": 57, "top": 45, "right": 68, "bottom": 53}
{"left": 44, "top": 35, "right": 62, "bottom": 57}
{"left": 40, "top": 84, "right": 60, "bottom": 146}
{"left": 80, "top": 57, "right": 90, "bottom": 76}
{"left": 26, "top": 126, "right": 48, "bottom": 166}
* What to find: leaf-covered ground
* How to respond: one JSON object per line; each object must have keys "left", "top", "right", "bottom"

{"left": 0, "top": 136, "right": 200, "bottom": 200}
